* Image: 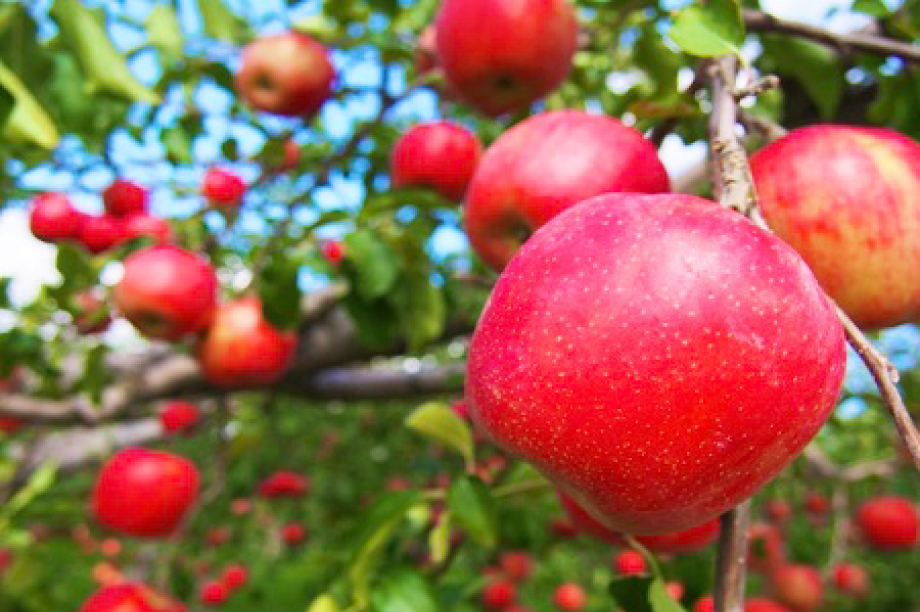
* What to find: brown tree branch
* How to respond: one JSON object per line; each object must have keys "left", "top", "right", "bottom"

{"left": 714, "top": 501, "right": 752, "bottom": 612}
{"left": 744, "top": 9, "right": 920, "bottom": 63}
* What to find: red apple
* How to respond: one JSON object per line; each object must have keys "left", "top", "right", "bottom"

{"left": 92, "top": 448, "right": 199, "bottom": 538}
{"left": 693, "top": 596, "right": 714, "bottom": 612}
{"left": 113, "top": 245, "right": 218, "bottom": 341}
{"left": 0, "top": 416, "right": 21, "bottom": 434}
{"left": 499, "top": 551, "right": 534, "bottom": 582}
{"left": 751, "top": 124, "right": 920, "bottom": 329}
{"left": 559, "top": 491, "right": 719, "bottom": 553}
{"left": 235, "top": 31, "right": 335, "bottom": 118}
{"left": 765, "top": 498, "right": 791, "bottom": 524}
{"left": 230, "top": 498, "right": 251, "bottom": 515}
{"left": 281, "top": 522, "right": 306, "bottom": 545}
{"left": 321, "top": 240, "right": 345, "bottom": 265}
{"left": 202, "top": 168, "right": 246, "bottom": 208}
{"left": 258, "top": 470, "right": 310, "bottom": 498}
{"left": 832, "top": 562, "right": 868, "bottom": 597}
{"left": 206, "top": 527, "right": 230, "bottom": 547}
{"left": 748, "top": 521, "right": 786, "bottom": 573}
{"left": 666, "top": 582, "right": 684, "bottom": 602}
{"left": 550, "top": 517, "right": 578, "bottom": 539}
{"left": 197, "top": 296, "right": 298, "bottom": 387}
{"left": 222, "top": 564, "right": 248, "bottom": 590}
{"left": 746, "top": 599, "right": 793, "bottom": 612}
{"left": 855, "top": 495, "right": 918, "bottom": 550}
{"left": 281, "top": 138, "right": 300, "bottom": 171}
{"left": 391, "top": 121, "right": 482, "bottom": 201}
{"left": 414, "top": 25, "right": 438, "bottom": 76}
{"left": 435, "top": 0, "right": 577, "bottom": 116}
{"left": 78, "top": 214, "right": 124, "bottom": 254}
{"left": 123, "top": 214, "right": 173, "bottom": 244}
{"left": 73, "top": 290, "right": 111, "bottom": 335}
{"left": 464, "top": 110, "right": 670, "bottom": 270}
{"left": 482, "top": 579, "right": 516, "bottom": 609}
{"left": 804, "top": 492, "right": 829, "bottom": 515}
{"left": 159, "top": 400, "right": 200, "bottom": 434}
{"left": 79, "top": 583, "right": 181, "bottom": 612}
{"left": 613, "top": 550, "right": 647, "bottom": 576}
{"left": 29, "top": 193, "right": 84, "bottom": 243}
{"left": 770, "top": 564, "right": 824, "bottom": 612}
{"left": 553, "top": 583, "right": 586, "bottom": 611}
{"left": 0, "top": 548, "right": 11, "bottom": 574}
{"left": 467, "top": 194, "right": 846, "bottom": 534}
{"left": 103, "top": 180, "right": 148, "bottom": 217}
{"left": 199, "top": 581, "right": 227, "bottom": 606}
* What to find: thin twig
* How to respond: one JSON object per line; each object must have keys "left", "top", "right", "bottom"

{"left": 713, "top": 502, "right": 752, "bottom": 612}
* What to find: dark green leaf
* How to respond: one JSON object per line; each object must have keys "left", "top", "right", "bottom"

{"left": 390, "top": 276, "right": 445, "bottom": 351}
{"left": 370, "top": 570, "right": 439, "bottom": 612}
{"left": 447, "top": 476, "right": 497, "bottom": 550}
{"left": 55, "top": 242, "right": 96, "bottom": 289}
{"left": 0, "top": 81, "right": 13, "bottom": 127}
{"left": 761, "top": 35, "right": 844, "bottom": 119}
{"left": 343, "top": 229, "right": 399, "bottom": 300}
{"left": 343, "top": 293, "right": 399, "bottom": 349}
{"left": 162, "top": 124, "right": 193, "bottom": 164}
{"left": 609, "top": 575, "right": 656, "bottom": 612}
{"left": 258, "top": 256, "right": 302, "bottom": 331}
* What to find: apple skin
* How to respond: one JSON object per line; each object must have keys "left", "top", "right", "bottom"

{"left": 745, "top": 598, "right": 793, "bottom": 612}
{"left": 196, "top": 297, "right": 297, "bottom": 387}
{"left": 692, "top": 596, "right": 714, "bottom": 612}
{"left": 499, "top": 551, "right": 534, "bottom": 582}
{"left": 559, "top": 491, "right": 719, "bottom": 553}
{"left": 832, "top": 563, "right": 868, "bottom": 597}
{"left": 391, "top": 121, "right": 482, "bottom": 201}
{"left": 199, "top": 581, "right": 228, "bottom": 606}
{"left": 29, "top": 193, "right": 85, "bottom": 243}
{"left": 554, "top": 583, "right": 586, "bottom": 611}
{"left": 73, "top": 290, "right": 111, "bottom": 335}
{"left": 123, "top": 214, "right": 173, "bottom": 244}
{"left": 613, "top": 550, "right": 647, "bottom": 576}
{"left": 79, "top": 583, "right": 179, "bottom": 612}
{"left": 159, "top": 400, "right": 200, "bottom": 434}
{"left": 235, "top": 31, "right": 335, "bottom": 118}
{"left": 765, "top": 499, "right": 791, "bottom": 524}
{"left": 78, "top": 214, "right": 126, "bottom": 254}
{"left": 258, "top": 470, "right": 310, "bottom": 498}
{"left": 770, "top": 564, "right": 824, "bottom": 612}
{"left": 103, "top": 180, "right": 148, "bottom": 217}
{"left": 114, "top": 245, "right": 218, "bottom": 341}
{"left": 467, "top": 193, "right": 846, "bottom": 535}
{"left": 748, "top": 521, "right": 786, "bottom": 573}
{"left": 202, "top": 168, "right": 246, "bottom": 208}
{"left": 93, "top": 448, "right": 199, "bottom": 538}
{"left": 482, "top": 579, "right": 517, "bottom": 609}
{"left": 435, "top": 0, "right": 577, "bottom": 116}
{"left": 750, "top": 125, "right": 920, "bottom": 330}
{"left": 464, "top": 110, "right": 670, "bottom": 271}
{"left": 855, "top": 495, "right": 918, "bottom": 551}
{"left": 282, "top": 522, "right": 307, "bottom": 545}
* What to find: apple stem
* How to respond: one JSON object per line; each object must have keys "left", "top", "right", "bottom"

{"left": 713, "top": 501, "right": 752, "bottom": 612}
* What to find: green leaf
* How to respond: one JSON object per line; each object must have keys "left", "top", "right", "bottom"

{"left": 343, "top": 229, "right": 399, "bottom": 300}
{"left": 370, "top": 570, "right": 439, "bottom": 612}
{"left": 77, "top": 345, "right": 113, "bottom": 406}
{"left": 0, "top": 463, "right": 56, "bottom": 524}
{"left": 162, "top": 124, "right": 193, "bottom": 164}
{"left": 761, "top": 35, "right": 844, "bottom": 119}
{"left": 669, "top": 0, "right": 744, "bottom": 58}
{"left": 405, "top": 402, "right": 474, "bottom": 468}
{"left": 0, "top": 82, "right": 13, "bottom": 127}
{"left": 447, "top": 476, "right": 497, "bottom": 550}
{"left": 343, "top": 293, "right": 399, "bottom": 349}
{"left": 146, "top": 5, "right": 184, "bottom": 61}
{"left": 197, "top": 0, "right": 243, "bottom": 43}
{"left": 50, "top": 0, "right": 160, "bottom": 105}
{"left": 853, "top": 0, "right": 890, "bottom": 17}
{"left": 428, "top": 511, "right": 451, "bottom": 565}
{"left": 306, "top": 594, "right": 339, "bottom": 612}
{"left": 649, "top": 579, "right": 689, "bottom": 612}
{"left": 609, "top": 575, "right": 656, "bottom": 612}
{"left": 390, "top": 277, "right": 446, "bottom": 351}
{"left": 55, "top": 243, "right": 97, "bottom": 289}
{"left": 0, "top": 61, "right": 58, "bottom": 149}
{"left": 258, "top": 256, "right": 302, "bottom": 331}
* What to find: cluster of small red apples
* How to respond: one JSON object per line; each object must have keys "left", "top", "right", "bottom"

{"left": 21, "top": 0, "right": 919, "bottom": 609}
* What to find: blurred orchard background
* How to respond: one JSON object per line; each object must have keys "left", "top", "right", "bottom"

{"left": 0, "top": 0, "right": 918, "bottom": 611}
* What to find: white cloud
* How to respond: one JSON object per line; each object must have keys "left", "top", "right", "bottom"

{"left": 0, "top": 209, "right": 60, "bottom": 306}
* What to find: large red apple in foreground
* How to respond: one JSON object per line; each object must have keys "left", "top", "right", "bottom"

{"left": 113, "top": 245, "right": 218, "bottom": 341}
{"left": 435, "top": 0, "right": 577, "bottom": 116}
{"left": 390, "top": 121, "right": 482, "bottom": 201}
{"left": 196, "top": 297, "right": 297, "bottom": 387}
{"left": 235, "top": 31, "right": 335, "bottom": 118}
{"left": 854, "top": 495, "right": 918, "bottom": 550}
{"left": 464, "top": 110, "right": 669, "bottom": 270}
{"left": 467, "top": 194, "right": 846, "bottom": 534}
{"left": 93, "top": 448, "right": 199, "bottom": 538}
{"left": 750, "top": 124, "right": 920, "bottom": 329}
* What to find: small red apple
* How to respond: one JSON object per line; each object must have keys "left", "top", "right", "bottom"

{"left": 553, "top": 583, "right": 586, "bottom": 611}
{"left": 113, "top": 245, "right": 219, "bottom": 341}
{"left": 855, "top": 495, "right": 918, "bottom": 551}
{"left": 321, "top": 240, "right": 345, "bottom": 265}
{"left": 196, "top": 296, "right": 298, "bottom": 387}
{"left": 281, "top": 522, "right": 306, "bottom": 546}
{"left": 103, "top": 180, "right": 148, "bottom": 217}
{"left": 78, "top": 214, "right": 125, "bottom": 254}
{"left": 202, "top": 168, "right": 246, "bottom": 208}
{"left": 414, "top": 25, "right": 438, "bottom": 77}
{"left": 804, "top": 492, "right": 829, "bottom": 515}
{"left": 0, "top": 548, "right": 12, "bottom": 574}
{"left": 235, "top": 31, "right": 335, "bottom": 118}
{"left": 464, "top": 110, "right": 670, "bottom": 270}
{"left": 92, "top": 448, "right": 200, "bottom": 538}
{"left": 0, "top": 416, "right": 22, "bottom": 434}
{"left": 692, "top": 595, "right": 714, "bottom": 612}
{"left": 258, "top": 471, "right": 310, "bottom": 498}
{"left": 199, "top": 581, "right": 227, "bottom": 606}
{"left": 281, "top": 138, "right": 300, "bottom": 171}
{"left": 765, "top": 499, "right": 791, "bottom": 524}
{"left": 230, "top": 498, "right": 251, "bottom": 515}
{"left": 665, "top": 582, "right": 684, "bottom": 602}
{"left": 435, "top": 0, "right": 578, "bottom": 116}
{"left": 99, "top": 538, "right": 122, "bottom": 557}
{"left": 79, "top": 583, "right": 179, "bottom": 612}
{"left": 751, "top": 124, "right": 920, "bottom": 329}
{"left": 745, "top": 598, "right": 793, "bottom": 612}
{"left": 468, "top": 194, "right": 845, "bottom": 534}
{"left": 159, "top": 401, "right": 200, "bottom": 434}
{"left": 613, "top": 550, "right": 647, "bottom": 576}
{"left": 73, "top": 290, "right": 111, "bottom": 335}
{"left": 770, "top": 564, "right": 824, "bottom": 612}
{"left": 206, "top": 527, "right": 230, "bottom": 547}
{"left": 748, "top": 521, "right": 786, "bottom": 573}
{"left": 832, "top": 562, "right": 868, "bottom": 597}
{"left": 29, "top": 193, "right": 84, "bottom": 243}
{"left": 221, "top": 564, "right": 248, "bottom": 590}
{"left": 123, "top": 214, "right": 173, "bottom": 244}
{"left": 390, "top": 121, "right": 482, "bottom": 201}
{"left": 499, "top": 551, "right": 534, "bottom": 582}
{"left": 482, "top": 579, "right": 516, "bottom": 609}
